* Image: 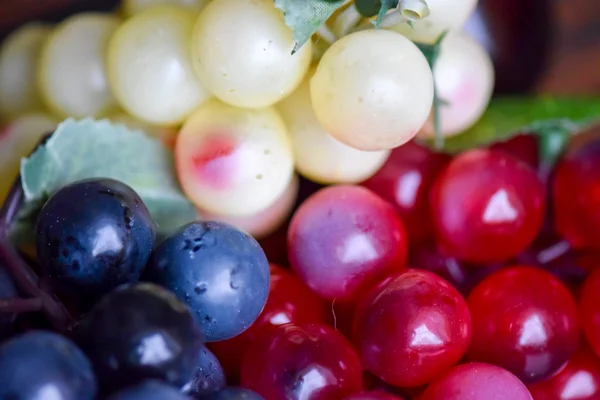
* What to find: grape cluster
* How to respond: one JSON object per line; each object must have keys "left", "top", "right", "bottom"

{"left": 0, "top": 0, "right": 598, "bottom": 400}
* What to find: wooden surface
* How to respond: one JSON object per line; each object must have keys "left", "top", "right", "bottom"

{"left": 0, "top": 0, "right": 598, "bottom": 94}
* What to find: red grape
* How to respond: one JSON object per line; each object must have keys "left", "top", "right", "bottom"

{"left": 579, "top": 269, "right": 600, "bottom": 359}
{"left": 344, "top": 391, "right": 404, "bottom": 400}
{"left": 528, "top": 342, "right": 600, "bottom": 400}
{"left": 468, "top": 266, "right": 580, "bottom": 382}
{"left": 430, "top": 149, "right": 545, "bottom": 264}
{"left": 209, "top": 264, "right": 329, "bottom": 382}
{"left": 420, "top": 362, "right": 533, "bottom": 400}
{"left": 352, "top": 270, "right": 471, "bottom": 387}
{"left": 409, "top": 242, "right": 503, "bottom": 296}
{"left": 288, "top": 185, "right": 408, "bottom": 301}
{"left": 488, "top": 134, "right": 539, "bottom": 170}
{"left": 361, "top": 141, "right": 451, "bottom": 245}
{"left": 241, "top": 323, "right": 363, "bottom": 400}
{"left": 553, "top": 138, "right": 600, "bottom": 249}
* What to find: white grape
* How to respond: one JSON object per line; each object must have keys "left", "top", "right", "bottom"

{"left": 38, "top": 13, "right": 120, "bottom": 118}
{"left": 387, "top": 0, "right": 478, "bottom": 44}
{"left": 0, "top": 24, "right": 51, "bottom": 121}
{"left": 277, "top": 69, "right": 390, "bottom": 184}
{"left": 310, "top": 29, "right": 434, "bottom": 151}
{"left": 191, "top": 0, "right": 312, "bottom": 108}
{"left": 0, "top": 113, "right": 58, "bottom": 201}
{"left": 420, "top": 31, "right": 495, "bottom": 138}
{"left": 109, "top": 111, "right": 178, "bottom": 148}
{"left": 123, "top": 0, "right": 210, "bottom": 16}
{"left": 199, "top": 174, "right": 299, "bottom": 239}
{"left": 176, "top": 99, "right": 294, "bottom": 217}
{"left": 108, "top": 6, "right": 212, "bottom": 126}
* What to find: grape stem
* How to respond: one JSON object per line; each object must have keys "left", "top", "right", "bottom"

{"left": 0, "top": 132, "right": 73, "bottom": 333}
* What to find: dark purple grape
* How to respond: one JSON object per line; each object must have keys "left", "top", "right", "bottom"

{"left": 182, "top": 346, "right": 226, "bottom": 397}
{"left": 0, "top": 331, "right": 97, "bottom": 399}
{"left": 35, "top": 178, "right": 156, "bottom": 302}
{"left": 75, "top": 283, "right": 203, "bottom": 394}
{"left": 202, "top": 387, "right": 265, "bottom": 400}
{"left": 143, "top": 221, "right": 270, "bottom": 342}
{"left": 106, "top": 380, "right": 190, "bottom": 400}
{"left": 0, "top": 262, "right": 18, "bottom": 337}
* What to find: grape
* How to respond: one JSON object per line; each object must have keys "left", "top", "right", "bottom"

{"left": 0, "top": 112, "right": 58, "bottom": 202}
{"left": 181, "top": 346, "right": 226, "bottom": 397}
{"left": 430, "top": 149, "right": 545, "bottom": 264}
{"left": 276, "top": 68, "right": 390, "bottom": 184}
{"left": 552, "top": 137, "right": 600, "bottom": 249}
{"left": 489, "top": 134, "right": 540, "bottom": 169}
{"left": 35, "top": 178, "right": 156, "bottom": 301}
{"left": 419, "top": 31, "right": 495, "bottom": 138}
{"left": 310, "top": 29, "right": 434, "bottom": 151}
{"left": 352, "top": 269, "right": 471, "bottom": 387}
{"left": 203, "top": 388, "right": 265, "bottom": 400}
{"left": 198, "top": 174, "right": 299, "bottom": 240}
{"left": 528, "top": 342, "right": 600, "bottom": 400}
{"left": 175, "top": 99, "right": 294, "bottom": 217}
{"left": 467, "top": 266, "right": 580, "bottom": 383}
{"left": 0, "top": 23, "right": 51, "bottom": 121}
{"left": 191, "top": 0, "right": 312, "bottom": 108}
{"left": 123, "top": 0, "right": 210, "bottom": 16}
{"left": 288, "top": 185, "right": 408, "bottom": 301}
{"left": 38, "top": 13, "right": 119, "bottom": 118}
{"left": 580, "top": 269, "right": 600, "bottom": 359}
{"left": 387, "top": 0, "right": 478, "bottom": 44}
{"left": 143, "top": 221, "right": 270, "bottom": 342}
{"left": 75, "top": 283, "right": 203, "bottom": 393}
{"left": 109, "top": 111, "right": 178, "bottom": 149}
{"left": 0, "top": 331, "right": 97, "bottom": 400}
{"left": 0, "top": 263, "right": 19, "bottom": 338}
{"left": 420, "top": 362, "right": 533, "bottom": 400}
{"left": 106, "top": 380, "right": 191, "bottom": 400}
{"left": 209, "top": 264, "right": 329, "bottom": 381}
{"left": 240, "top": 323, "right": 363, "bottom": 400}
{"left": 361, "top": 140, "right": 451, "bottom": 245}
{"left": 344, "top": 391, "right": 405, "bottom": 400}
{"left": 108, "top": 6, "right": 211, "bottom": 126}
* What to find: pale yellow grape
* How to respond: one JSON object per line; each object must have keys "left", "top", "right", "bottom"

{"left": 310, "top": 29, "right": 434, "bottom": 151}
{"left": 191, "top": 0, "right": 312, "bottom": 108}
{"left": 420, "top": 32, "right": 495, "bottom": 138}
{"left": 0, "top": 113, "right": 58, "bottom": 202}
{"left": 0, "top": 24, "right": 51, "bottom": 122}
{"left": 387, "top": 0, "right": 478, "bottom": 44}
{"left": 176, "top": 99, "right": 294, "bottom": 217}
{"left": 109, "top": 111, "right": 178, "bottom": 148}
{"left": 277, "top": 70, "right": 390, "bottom": 184}
{"left": 123, "top": 0, "right": 210, "bottom": 16}
{"left": 108, "top": 6, "right": 211, "bottom": 125}
{"left": 38, "top": 13, "right": 119, "bottom": 118}
{"left": 199, "top": 174, "right": 299, "bottom": 239}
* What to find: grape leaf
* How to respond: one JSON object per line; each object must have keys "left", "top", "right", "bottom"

{"left": 12, "top": 118, "right": 198, "bottom": 244}
{"left": 432, "top": 97, "right": 600, "bottom": 164}
{"left": 274, "top": 0, "right": 347, "bottom": 54}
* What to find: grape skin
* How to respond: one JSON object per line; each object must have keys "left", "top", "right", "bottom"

{"left": 419, "top": 31, "right": 495, "bottom": 138}
{"left": 38, "top": 13, "right": 120, "bottom": 118}
{"left": 106, "top": 380, "right": 190, "bottom": 400}
{"left": 123, "top": 0, "right": 210, "bottom": 16}
{"left": 0, "top": 331, "right": 97, "bottom": 400}
{"left": 277, "top": 69, "right": 390, "bottom": 184}
{"left": 176, "top": 99, "right": 294, "bottom": 217}
{"left": 310, "top": 29, "right": 434, "bottom": 151}
{"left": 191, "top": 0, "right": 312, "bottom": 108}
{"left": 387, "top": 0, "right": 478, "bottom": 44}
{"left": 0, "top": 23, "right": 51, "bottom": 121}
{"left": 108, "top": 6, "right": 211, "bottom": 125}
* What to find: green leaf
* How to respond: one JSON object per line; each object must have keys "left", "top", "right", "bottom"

{"left": 432, "top": 97, "right": 600, "bottom": 164}
{"left": 274, "top": 0, "right": 347, "bottom": 54}
{"left": 12, "top": 118, "right": 198, "bottom": 244}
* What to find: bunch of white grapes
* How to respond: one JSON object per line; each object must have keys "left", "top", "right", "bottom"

{"left": 0, "top": 0, "right": 493, "bottom": 237}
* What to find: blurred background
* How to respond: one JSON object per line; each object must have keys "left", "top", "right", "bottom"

{"left": 0, "top": 0, "right": 598, "bottom": 95}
